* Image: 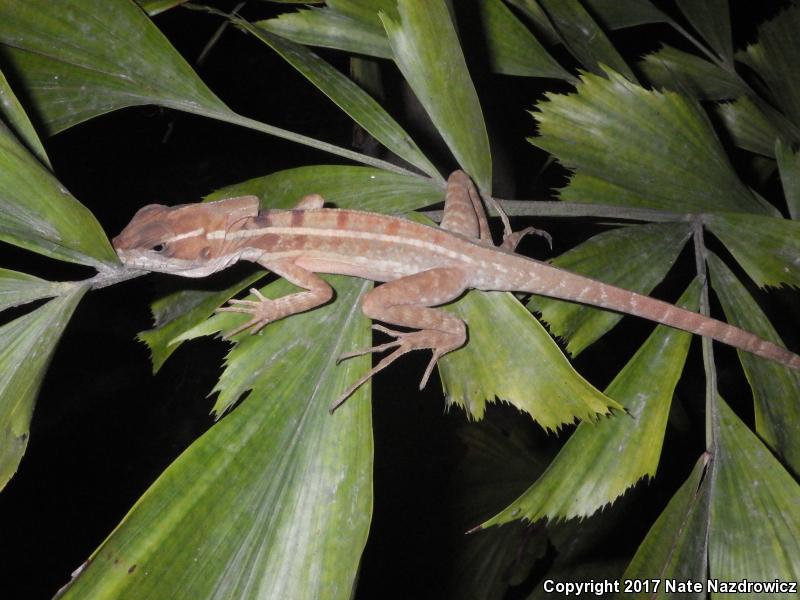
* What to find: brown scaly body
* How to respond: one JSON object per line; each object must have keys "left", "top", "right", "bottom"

{"left": 113, "top": 171, "right": 800, "bottom": 409}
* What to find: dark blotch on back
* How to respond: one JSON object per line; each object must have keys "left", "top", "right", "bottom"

{"left": 252, "top": 211, "right": 272, "bottom": 227}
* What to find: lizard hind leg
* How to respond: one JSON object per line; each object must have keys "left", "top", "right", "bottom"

{"left": 330, "top": 268, "right": 470, "bottom": 413}
{"left": 441, "top": 171, "right": 552, "bottom": 253}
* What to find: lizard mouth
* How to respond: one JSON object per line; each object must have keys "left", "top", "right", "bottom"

{"left": 114, "top": 249, "right": 236, "bottom": 278}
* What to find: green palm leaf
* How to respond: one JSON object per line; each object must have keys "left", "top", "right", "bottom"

{"left": 258, "top": 7, "right": 392, "bottom": 58}
{"left": 708, "top": 397, "right": 800, "bottom": 585}
{"left": 237, "top": 20, "right": 440, "bottom": 179}
{"left": 381, "top": 0, "right": 491, "bottom": 190}
{"left": 716, "top": 96, "right": 784, "bottom": 157}
{"left": 675, "top": 0, "right": 733, "bottom": 65}
{"left": 480, "top": 0, "right": 574, "bottom": 80}
{"left": 0, "top": 286, "right": 87, "bottom": 490}
{"left": 639, "top": 45, "right": 743, "bottom": 100}
{"left": 619, "top": 454, "right": 710, "bottom": 597}
{"left": 621, "top": 397, "right": 800, "bottom": 588}
{"left": 207, "top": 165, "right": 442, "bottom": 212}
{"left": 0, "top": 268, "right": 67, "bottom": 312}
{"left": 705, "top": 212, "right": 800, "bottom": 288}
{"left": 138, "top": 272, "right": 266, "bottom": 373}
{"left": 535, "top": 69, "right": 772, "bottom": 214}
{"left": 530, "top": 222, "right": 692, "bottom": 356}
{"left": 439, "top": 290, "right": 621, "bottom": 429}
{"left": 0, "top": 0, "right": 404, "bottom": 172}
{"left": 741, "top": 4, "right": 800, "bottom": 129}
{"left": 0, "top": 0, "right": 228, "bottom": 134}
{"left": 0, "top": 120, "right": 116, "bottom": 266}
{"left": 537, "top": 0, "right": 636, "bottom": 81}
{"left": 0, "top": 66, "right": 49, "bottom": 167}
{"left": 59, "top": 277, "right": 373, "bottom": 599}
{"left": 776, "top": 138, "right": 800, "bottom": 219}
{"left": 481, "top": 281, "right": 698, "bottom": 526}
{"left": 708, "top": 252, "right": 800, "bottom": 473}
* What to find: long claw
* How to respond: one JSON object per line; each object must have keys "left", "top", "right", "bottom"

{"left": 371, "top": 324, "right": 404, "bottom": 337}
{"left": 331, "top": 326, "right": 459, "bottom": 412}
{"left": 502, "top": 226, "right": 552, "bottom": 252}
{"left": 418, "top": 351, "right": 442, "bottom": 390}
{"left": 337, "top": 339, "right": 402, "bottom": 363}
{"left": 216, "top": 303, "right": 256, "bottom": 313}
{"left": 337, "top": 324, "right": 411, "bottom": 363}
{"left": 330, "top": 346, "right": 410, "bottom": 413}
{"left": 221, "top": 317, "right": 261, "bottom": 340}
{"left": 249, "top": 287, "right": 268, "bottom": 302}
{"left": 215, "top": 290, "right": 277, "bottom": 339}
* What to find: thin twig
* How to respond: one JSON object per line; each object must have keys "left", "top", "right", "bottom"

{"left": 423, "top": 199, "right": 696, "bottom": 224}
{"left": 196, "top": 1, "right": 246, "bottom": 65}
{"left": 692, "top": 218, "right": 719, "bottom": 452}
{"left": 182, "top": 106, "right": 421, "bottom": 178}
{"left": 83, "top": 266, "right": 147, "bottom": 290}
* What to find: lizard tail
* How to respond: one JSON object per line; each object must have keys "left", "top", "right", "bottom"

{"left": 519, "top": 266, "right": 800, "bottom": 371}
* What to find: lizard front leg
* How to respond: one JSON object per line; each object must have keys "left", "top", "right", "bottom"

{"left": 217, "top": 259, "right": 333, "bottom": 338}
{"left": 332, "top": 267, "right": 469, "bottom": 412}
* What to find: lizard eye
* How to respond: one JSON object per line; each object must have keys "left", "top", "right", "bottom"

{"left": 151, "top": 243, "right": 166, "bottom": 253}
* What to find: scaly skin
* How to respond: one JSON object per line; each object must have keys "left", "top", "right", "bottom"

{"left": 113, "top": 171, "right": 800, "bottom": 409}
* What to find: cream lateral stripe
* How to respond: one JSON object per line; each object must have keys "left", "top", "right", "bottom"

{"left": 239, "top": 248, "right": 414, "bottom": 271}
{"left": 208, "top": 226, "right": 477, "bottom": 264}
{"left": 166, "top": 228, "right": 205, "bottom": 243}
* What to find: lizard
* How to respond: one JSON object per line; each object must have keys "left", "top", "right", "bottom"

{"left": 113, "top": 170, "right": 800, "bottom": 412}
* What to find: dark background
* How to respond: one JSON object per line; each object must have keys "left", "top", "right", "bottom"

{"left": 0, "top": 2, "right": 794, "bottom": 598}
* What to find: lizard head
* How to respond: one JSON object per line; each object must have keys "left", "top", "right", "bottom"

{"left": 113, "top": 195, "right": 260, "bottom": 277}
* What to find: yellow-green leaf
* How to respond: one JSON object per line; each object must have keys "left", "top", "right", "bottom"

{"left": 0, "top": 0, "right": 397, "bottom": 171}
{"left": 535, "top": 70, "right": 773, "bottom": 215}
{"left": 0, "top": 121, "right": 117, "bottom": 266}
{"left": 619, "top": 454, "right": 710, "bottom": 598}
{"left": 0, "top": 66, "right": 49, "bottom": 167}
{"left": 705, "top": 212, "right": 800, "bottom": 288}
{"left": 136, "top": 0, "right": 188, "bottom": 16}
{"left": 480, "top": 281, "right": 698, "bottom": 526}
{"left": 138, "top": 272, "right": 266, "bottom": 373}
{"left": 639, "top": 45, "right": 743, "bottom": 100}
{"left": 0, "top": 0, "right": 228, "bottom": 135}
{"left": 439, "top": 290, "right": 621, "bottom": 431}
{"left": 241, "top": 21, "right": 440, "bottom": 179}
{"left": 0, "top": 285, "right": 87, "bottom": 491}
{"left": 480, "top": 0, "right": 574, "bottom": 81}
{"left": 716, "top": 96, "right": 783, "bottom": 157}
{"left": 709, "top": 398, "right": 800, "bottom": 585}
{"left": 530, "top": 222, "right": 692, "bottom": 356}
{"left": 207, "top": 165, "right": 442, "bottom": 213}
{"left": 60, "top": 277, "right": 373, "bottom": 600}
{"left": 776, "top": 138, "right": 800, "bottom": 220}
{"left": 257, "top": 7, "right": 392, "bottom": 58}
{"left": 328, "top": 0, "right": 396, "bottom": 23}
{"left": 707, "top": 252, "right": 800, "bottom": 473}
{"left": 0, "top": 268, "right": 68, "bottom": 311}
{"left": 381, "top": 0, "right": 492, "bottom": 191}
{"left": 538, "top": 0, "right": 636, "bottom": 81}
